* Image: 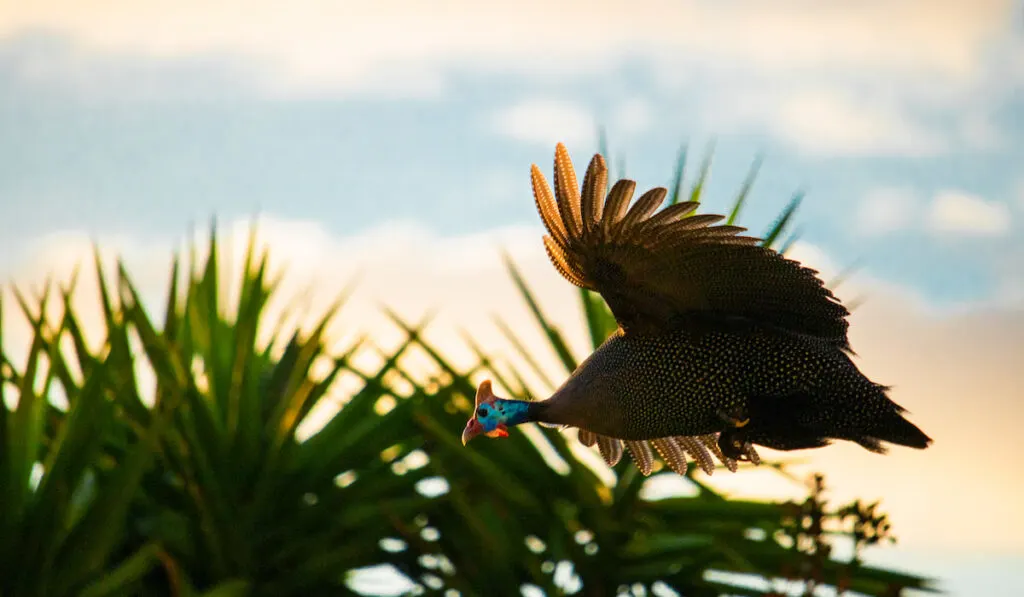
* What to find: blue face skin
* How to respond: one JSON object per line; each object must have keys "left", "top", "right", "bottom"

{"left": 476, "top": 399, "right": 531, "bottom": 433}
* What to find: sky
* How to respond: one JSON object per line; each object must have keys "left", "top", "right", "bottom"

{"left": 2, "top": 1, "right": 1023, "bottom": 594}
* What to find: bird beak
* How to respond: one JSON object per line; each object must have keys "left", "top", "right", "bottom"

{"left": 462, "top": 418, "right": 484, "bottom": 446}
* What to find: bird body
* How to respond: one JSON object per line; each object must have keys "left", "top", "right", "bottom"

{"left": 462, "top": 143, "right": 931, "bottom": 476}
{"left": 530, "top": 321, "right": 928, "bottom": 451}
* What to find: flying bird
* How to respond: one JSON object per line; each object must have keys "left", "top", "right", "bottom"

{"left": 461, "top": 143, "right": 931, "bottom": 476}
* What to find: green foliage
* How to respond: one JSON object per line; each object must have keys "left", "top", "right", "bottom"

{"left": 0, "top": 145, "right": 933, "bottom": 596}
{"left": 0, "top": 272, "right": 174, "bottom": 597}
{"left": 96, "top": 232, "right": 435, "bottom": 595}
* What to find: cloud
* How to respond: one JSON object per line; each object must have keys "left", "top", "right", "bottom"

{"left": 4, "top": 1, "right": 1009, "bottom": 76}
{"left": 856, "top": 187, "right": 920, "bottom": 234}
{"left": 0, "top": 1, "right": 1012, "bottom": 95}
{"left": 2, "top": 217, "right": 1022, "bottom": 557}
{"left": 991, "top": 242, "right": 1024, "bottom": 306}
{"left": 489, "top": 99, "right": 596, "bottom": 148}
{"left": 959, "top": 111, "right": 1005, "bottom": 151}
{"left": 2, "top": 1, "right": 1015, "bottom": 159}
{"left": 610, "top": 98, "right": 653, "bottom": 136}
{"left": 707, "top": 88, "right": 948, "bottom": 157}
{"left": 854, "top": 187, "right": 1017, "bottom": 239}
{"left": 780, "top": 91, "right": 946, "bottom": 156}
{"left": 927, "top": 190, "right": 1013, "bottom": 236}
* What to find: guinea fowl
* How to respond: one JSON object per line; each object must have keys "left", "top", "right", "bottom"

{"left": 461, "top": 143, "right": 932, "bottom": 476}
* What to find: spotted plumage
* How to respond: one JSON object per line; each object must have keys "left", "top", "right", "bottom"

{"left": 461, "top": 143, "right": 932, "bottom": 477}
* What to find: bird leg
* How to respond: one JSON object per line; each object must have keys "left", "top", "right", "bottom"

{"left": 717, "top": 430, "right": 754, "bottom": 462}
{"left": 717, "top": 406, "right": 755, "bottom": 462}
{"left": 717, "top": 405, "right": 750, "bottom": 428}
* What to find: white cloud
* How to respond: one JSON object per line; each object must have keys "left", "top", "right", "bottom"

{"left": 785, "top": 241, "right": 843, "bottom": 281}
{"left": 959, "top": 112, "right": 1005, "bottom": 151}
{"left": 611, "top": 98, "right": 653, "bottom": 136}
{"left": 857, "top": 187, "right": 920, "bottom": 234}
{"left": 852, "top": 186, "right": 1017, "bottom": 238}
{"left": 927, "top": 190, "right": 1012, "bottom": 236}
{"left": 991, "top": 243, "right": 1024, "bottom": 306}
{"left": 709, "top": 88, "right": 948, "bottom": 157}
{"left": 0, "top": 1, "right": 1011, "bottom": 94}
{"left": 489, "top": 99, "right": 596, "bottom": 148}
{"left": 2, "top": 1, "right": 1014, "bottom": 158}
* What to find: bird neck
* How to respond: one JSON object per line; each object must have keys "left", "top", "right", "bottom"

{"left": 492, "top": 398, "right": 542, "bottom": 427}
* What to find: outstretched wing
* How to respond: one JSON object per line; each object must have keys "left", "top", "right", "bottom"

{"left": 532, "top": 143, "right": 850, "bottom": 347}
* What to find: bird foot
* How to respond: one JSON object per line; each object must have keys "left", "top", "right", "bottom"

{"left": 716, "top": 406, "right": 755, "bottom": 461}
{"left": 717, "top": 430, "right": 753, "bottom": 462}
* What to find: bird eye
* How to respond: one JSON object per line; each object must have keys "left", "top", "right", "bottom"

{"left": 477, "top": 407, "right": 487, "bottom": 418}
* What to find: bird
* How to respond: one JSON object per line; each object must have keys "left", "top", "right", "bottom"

{"left": 461, "top": 143, "right": 932, "bottom": 477}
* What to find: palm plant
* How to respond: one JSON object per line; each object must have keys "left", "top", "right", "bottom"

{"left": 103, "top": 230, "right": 448, "bottom": 596}
{"left": 2, "top": 232, "right": 452, "bottom": 596}
{"left": 0, "top": 273, "right": 178, "bottom": 597}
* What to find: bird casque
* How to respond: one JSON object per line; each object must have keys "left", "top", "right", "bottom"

{"left": 461, "top": 144, "right": 932, "bottom": 476}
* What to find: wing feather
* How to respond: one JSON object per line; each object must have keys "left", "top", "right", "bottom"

{"left": 578, "top": 428, "right": 597, "bottom": 447}
{"left": 599, "top": 180, "right": 636, "bottom": 241}
{"left": 531, "top": 143, "right": 850, "bottom": 345}
{"left": 542, "top": 236, "right": 586, "bottom": 287}
{"left": 619, "top": 188, "right": 667, "bottom": 235}
{"left": 651, "top": 437, "right": 690, "bottom": 475}
{"left": 554, "top": 144, "right": 583, "bottom": 241}
{"left": 677, "top": 436, "right": 715, "bottom": 475}
{"left": 597, "top": 435, "right": 623, "bottom": 466}
{"left": 570, "top": 429, "right": 760, "bottom": 477}
{"left": 580, "top": 154, "right": 608, "bottom": 238}
{"left": 699, "top": 434, "right": 738, "bottom": 472}
{"left": 624, "top": 440, "right": 655, "bottom": 476}
{"left": 531, "top": 165, "right": 569, "bottom": 250}
{"left": 639, "top": 200, "right": 700, "bottom": 230}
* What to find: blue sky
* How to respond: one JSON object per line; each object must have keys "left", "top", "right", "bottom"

{"left": 2, "top": 1, "right": 1023, "bottom": 594}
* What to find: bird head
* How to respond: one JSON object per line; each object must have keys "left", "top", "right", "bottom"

{"left": 461, "top": 380, "right": 510, "bottom": 445}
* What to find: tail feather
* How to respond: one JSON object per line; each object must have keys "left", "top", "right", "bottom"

{"left": 855, "top": 436, "right": 886, "bottom": 453}
{"left": 744, "top": 385, "right": 932, "bottom": 454}
{"left": 861, "top": 409, "right": 932, "bottom": 450}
